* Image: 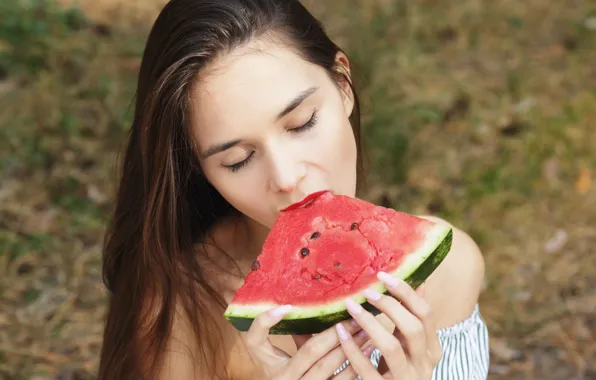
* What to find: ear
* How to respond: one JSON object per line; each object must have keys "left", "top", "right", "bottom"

{"left": 333, "top": 51, "right": 355, "bottom": 117}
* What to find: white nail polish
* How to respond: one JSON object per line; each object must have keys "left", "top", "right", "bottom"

{"left": 269, "top": 305, "right": 292, "bottom": 318}
{"left": 363, "top": 288, "right": 382, "bottom": 301}
{"left": 336, "top": 323, "right": 350, "bottom": 341}
{"left": 345, "top": 298, "right": 363, "bottom": 315}
{"left": 362, "top": 344, "right": 375, "bottom": 357}
{"left": 377, "top": 271, "right": 399, "bottom": 288}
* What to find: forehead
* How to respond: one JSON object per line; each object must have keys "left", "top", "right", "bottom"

{"left": 189, "top": 38, "right": 330, "bottom": 142}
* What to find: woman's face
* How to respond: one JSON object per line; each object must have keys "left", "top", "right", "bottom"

{"left": 190, "top": 38, "right": 358, "bottom": 229}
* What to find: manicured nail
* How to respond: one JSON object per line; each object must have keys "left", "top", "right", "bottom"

{"left": 345, "top": 298, "right": 363, "bottom": 315}
{"left": 336, "top": 322, "right": 350, "bottom": 341}
{"left": 350, "top": 318, "right": 361, "bottom": 328}
{"left": 269, "top": 305, "right": 292, "bottom": 319}
{"left": 377, "top": 271, "right": 400, "bottom": 288}
{"left": 358, "top": 329, "right": 369, "bottom": 339}
{"left": 362, "top": 344, "right": 375, "bottom": 357}
{"left": 363, "top": 288, "right": 382, "bottom": 302}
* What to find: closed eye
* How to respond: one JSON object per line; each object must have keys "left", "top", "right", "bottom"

{"left": 224, "top": 151, "right": 255, "bottom": 172}
{"left": 289, "top": 110, "right": 318, "bottom": 133}
{"left": 223, "top": 110, "right": 319, "bottom": 173}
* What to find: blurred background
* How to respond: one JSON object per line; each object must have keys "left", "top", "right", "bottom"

{"left": 0, "top": 0, "right": 595, "bottom": 379}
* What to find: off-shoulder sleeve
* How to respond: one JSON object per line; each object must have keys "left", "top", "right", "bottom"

{"left": 431, "top": 304, "right": 490, "bottom": 379}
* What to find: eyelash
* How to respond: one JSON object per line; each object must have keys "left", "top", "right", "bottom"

{"left": 290, "top": 110, "right": 318, "bottom": 134}
{"left": 224, "top": 110, "right": 319, "bottom": 173}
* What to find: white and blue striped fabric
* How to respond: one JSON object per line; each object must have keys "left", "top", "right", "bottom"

{"left": 334, "top": 304, "right": 490, "bottom": 379}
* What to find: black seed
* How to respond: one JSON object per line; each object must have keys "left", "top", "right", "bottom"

{"left": 251, "top": 260, "right": 260, "bottom": 271}
{"left": 350, "top": 222, "right": 359, "bottom": 230}
{"left": 334, "top": 262, "right": 341, "bottom": 268}
{"left": 315, "top": 274, "right": 322, "bottom": 280}
{"left": 310, "top": 231, "right": 321, "bottom": 239}
{"left": 300, "top": 248, "right": 310, "bottom": 257}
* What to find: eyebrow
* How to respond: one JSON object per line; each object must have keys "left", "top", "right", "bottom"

{"left": 200, "top": 86, "right": 319, "bottom": 159}
{"left": 276, "top": 86, "right": 319, "bottom": 121}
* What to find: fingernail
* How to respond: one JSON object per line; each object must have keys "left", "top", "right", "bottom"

{"left": 269, "top": 305, "right": 292, "bottom": 319}
{"left": 377, "top": 271, "right": 400, "bottom": 288}
{"left": 362, "top": 344, "right": 375, "bottom": 357}
{"left": 336, "top": 322, "right": 350, "bottom": 341}
{"left": 350, "top": 319, "right": 361, "bottom": 328}
{"left": 363, "top": 288, "right": 382, "bottom": 302}
{"left": 345, "top": 298, "right": 363, "bottom": 315}
{"left": 358, "top": 329, "right": 369, "bottom": 339}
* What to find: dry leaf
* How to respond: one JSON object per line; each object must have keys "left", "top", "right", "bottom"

{"left": 491, "top": 338, "right": 524, "bottom": 361}
{"left": 575, "top": 167, "right": 591, "bottom": 194}
{"left": 87, "top": 185, "right": 107, "bottom": 205}
{"left": 544, "top": 229, "right": 568, "bottom": 254}
{"left": 542, "top": 157, "right": 560, "bottom": 185}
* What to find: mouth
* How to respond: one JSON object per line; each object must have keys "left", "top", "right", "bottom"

{"left": 281, "top": 190, "right": 330, "bottom": 212}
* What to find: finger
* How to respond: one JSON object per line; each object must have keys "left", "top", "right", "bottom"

{"left": 416, "top": 282, "right": 426, "bottom": 296}
{"left": 287, "top": 318, "right": 362, "bottom": 377}
{"left": 244, "top": 305, "right": 293, "bottom": 362}
{"left": 301, "top": 328, "right": 371, "bottom": 380}
{"left": 293, "top": 317, "right": 357, "bottom": 349}
{"left": 363, "top": 287, "right": 427, "bottom": 363}
{"left": 378, "top": 272, "right": 442, "bottom": 362}
{"left": 344, "top": 298, "right": 407, "bottom": 376}
{"left": 329, "top": 345, "right": 376, "bottom": 380}
{"left": 336, "top": 322, "right": 384, "bottom": 380}
{"left": 292, "top": 334, "right": 313, "bottom": 350}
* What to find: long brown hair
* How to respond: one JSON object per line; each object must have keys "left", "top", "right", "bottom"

{"left": 98, "top": 0, "right": 364, "bottom": 378}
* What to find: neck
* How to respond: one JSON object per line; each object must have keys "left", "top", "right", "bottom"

{"left": 238, "top": 215, "right": 270, "bottom": 260}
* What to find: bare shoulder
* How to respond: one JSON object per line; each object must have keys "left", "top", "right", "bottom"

{"left": 153, "top": 234, "right": 265, "bottom": 380}
{"left": 154, "top": 281, "right": 263, "bottom": 380}
{"left": 417, "top": 215, "right": 486, "bottom": 329}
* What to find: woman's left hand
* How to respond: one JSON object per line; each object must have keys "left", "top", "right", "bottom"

{"left": 334, "top": 272, "right": 443, "bottom": 379}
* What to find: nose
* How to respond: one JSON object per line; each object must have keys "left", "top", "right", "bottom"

{"left": 267, "top": 146, "right": 307, "bottom": 193}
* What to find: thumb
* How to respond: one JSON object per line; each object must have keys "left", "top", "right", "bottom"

{"left": 245, "top": 305, "right": 293, "bottom": 360}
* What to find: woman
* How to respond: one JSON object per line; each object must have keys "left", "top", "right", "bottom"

{"left": 97, "top": 0, "right": 490, "bottom": 379}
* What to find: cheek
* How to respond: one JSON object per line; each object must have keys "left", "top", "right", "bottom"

{"left": 315, "top": 106, "right": 358, "bottom": 178}
{"left": 204, "top": 169, "right": 274, "bottom": 223}
{"left": 205, "top": 169, "right": 259, "bottom": 205}
{"left": 337, "top": 119, "right": 358, "bottom": 191}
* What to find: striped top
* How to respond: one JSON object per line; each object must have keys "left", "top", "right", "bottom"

{"left": 334, "top": 304, "right": 490, "bottom": 379}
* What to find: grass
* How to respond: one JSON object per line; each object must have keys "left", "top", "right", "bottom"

{"left": 1, "top": 0, "right": 595, "bottom": 378}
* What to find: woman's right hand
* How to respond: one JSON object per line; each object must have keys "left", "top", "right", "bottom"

{"left": 245, "top": 305, "right": 375, "bottom": 380}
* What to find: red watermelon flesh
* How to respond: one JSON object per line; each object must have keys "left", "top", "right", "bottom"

{"left": 231, "top": 191, "right": 437, "bottom": 305}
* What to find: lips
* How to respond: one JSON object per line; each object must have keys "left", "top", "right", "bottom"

{"left": 282, "top": 190, "right": 329, "bottom": 212}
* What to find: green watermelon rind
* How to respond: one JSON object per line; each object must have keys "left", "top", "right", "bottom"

{"left": 224, "top": 224, "right": 453, "bottom": 335}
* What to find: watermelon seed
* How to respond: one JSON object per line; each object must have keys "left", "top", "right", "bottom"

{"left": 315, "top": 274, "right": 322, "bottom": 280}
{"left": 300, "top": 248, "right": 310, "bottom": 257}
{"left": 310, "top": 231, "right": 321, "bottom": 239}
{"left": 351, "top": 222, "right": 359, "bottom": 230}
{"left": 334, "top": 262, "right": 341, "bottom": 268}
{"left": 251, "top": 260, "right": 260, "bottom": 271}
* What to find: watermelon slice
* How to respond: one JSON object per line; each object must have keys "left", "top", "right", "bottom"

{"left": 224, "top": 190, "right": 452, "bottom": 335}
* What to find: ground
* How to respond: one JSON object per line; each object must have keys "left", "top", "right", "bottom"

{"left": 0, "top": 0, "right": 595, "bottom": 379}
